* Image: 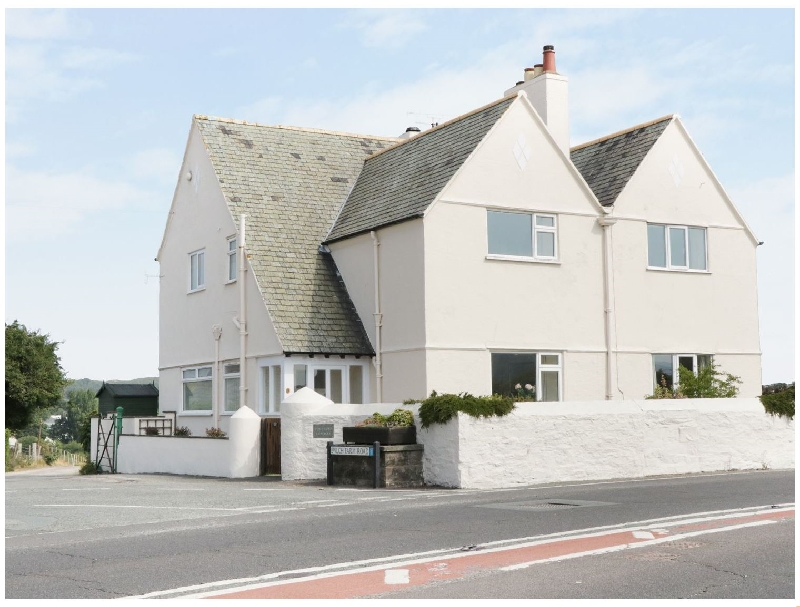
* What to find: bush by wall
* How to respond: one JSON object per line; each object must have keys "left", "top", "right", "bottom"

{"left": 357, "top": 409, "right": 415, "bottom": 427}
{"left": 411, "top": 391, "right": 515, "bottom": 429}
{"left": 760, "top": 383, "right": 794, "bottom": 420}
{"left": 647, "top": 363, "right": 741, "bottom": 399}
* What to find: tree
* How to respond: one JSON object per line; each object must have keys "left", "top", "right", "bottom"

{"left": 5, "top": 321, "right": 68, "bottom": 432}
{"left": 49, "top": 388, "right": 98, "bottom": 445}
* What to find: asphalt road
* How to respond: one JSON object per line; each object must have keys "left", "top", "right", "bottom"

{"left": 5, "top": 467, "right": 794, "bottom": 599}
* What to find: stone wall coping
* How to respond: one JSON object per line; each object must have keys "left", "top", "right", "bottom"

{"left": 379, "top": 444, "right": 424, "bottom": 452}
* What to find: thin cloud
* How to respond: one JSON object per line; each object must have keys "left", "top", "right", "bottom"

{"left": 60, "top": 47, "right": 139, "bottom": 71}
{"left": 6, "top": 8, "right": 89, "bottom": 40}
{"left": 5, "top": 165, "right": 149, "bottom": 243}
{"left": 340, "top": 10, "right": 428, "bottom": 49}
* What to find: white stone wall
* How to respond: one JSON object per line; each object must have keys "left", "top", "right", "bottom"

{"left": 280, "top": 388, "right": 420, "bottom": 481}
{"left": 281, "top": 393, "right": 794, "bottom": 488}
{"left": 114, "top": 406, "right": 261, "bottom": 478}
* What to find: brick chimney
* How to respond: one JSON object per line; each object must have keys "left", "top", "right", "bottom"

{"left": 505, "top": 45, "right": 569, "bottom": 155}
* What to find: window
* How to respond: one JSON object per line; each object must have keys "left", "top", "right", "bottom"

{"left": 653, "top": 354, "right": 712, "bottom": 390}
{"left": 291, "top": 361, "right": 366, "bottom": 404}
{"left": 189, "top": 250, "right": 205, "bottom": 291}
{"left": 227, "top": 237, "right": 237, "bottom": 282}
{"left": 647, "top": 224, "right": 707, "bottom": 271}
{"left": 262, "top": 365, "right": 282, "bottom": 413}
{"left": 491, "top": 352, "right": 562, "bottom": 402}
{"left": 182, "top": 366, "right": 212, "bottom": 412}
{"left": 487, "top": 211, "right": 557, "bottom": 260}
{"left": 223, "top": 363, "right": 240, "bottom": 412}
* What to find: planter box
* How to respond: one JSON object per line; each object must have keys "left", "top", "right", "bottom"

{"left": 342, "top": 426, "right": 416, "bottom": 445}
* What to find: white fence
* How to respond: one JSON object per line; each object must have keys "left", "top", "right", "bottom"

{"left": 282, "top": 393, "right": 795, "bottom": 489}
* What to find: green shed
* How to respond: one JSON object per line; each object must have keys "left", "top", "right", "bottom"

{"left": 96, "top": 383, "right": 159, "bottom": 417}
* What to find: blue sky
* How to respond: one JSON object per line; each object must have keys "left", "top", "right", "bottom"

{"left": 4, "top": 8, "right": 795, "bottom": 384}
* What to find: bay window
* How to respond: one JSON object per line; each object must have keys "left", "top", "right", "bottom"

{"left": 223, "top": 363, "right": 240, "bottom": 412}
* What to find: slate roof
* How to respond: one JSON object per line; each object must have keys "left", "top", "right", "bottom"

{"left": 195, "top": 117, "right": 399, "bottom": 355}
{"left": 326, "top": 96, "right": 516, "bottom": 243}
{"left": 96, "top": 383, "right": 159, "bottom": 398}
{"left": 570, "top": 116, "right": 673, "bottom": 207}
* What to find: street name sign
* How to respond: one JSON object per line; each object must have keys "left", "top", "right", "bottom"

{"left": 331, "top": 445, "right": 374, "bottom": 456}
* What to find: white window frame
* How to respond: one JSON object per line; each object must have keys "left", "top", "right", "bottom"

{"left": 221, "top": 362, "right": 240, "bottom": 414}
{"left": 189, "top": 249, "right": 205, "bottom": 292}
{"left": 486, "top": 210, "right": 559, "bottom": 263}
{"left": 647, "top": 224, "right": 708, "bottom": 272}
{"left": 182, "top": 365, "right": 213, "bottom": 415}
{"left": 652, "top": 353, "right": 713, "bottom": 390}
{"left": 490, "top": 351, "right": 563, "bottom": 402}
{"left": 536, "top": 352, "right": 563, "bottom": 402}
{"left": 260, "top": 356, "right": 370, "bottom": 407}
{"left": 226, "top": 236, "right": 237, "bottom": 283}
{"left": 260, "top": 364, "right": 283, "bottom": 414}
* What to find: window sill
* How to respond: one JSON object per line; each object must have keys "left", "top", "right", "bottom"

{"left": 187, "top": 287, "right": 206, "bottom": 294}
{"left": 225, "top": 279, "right": 237, "bottom": 285}
{"left": 180, "top": 411, "right": 212, "bottom": 416}
{"left": 647, "top": 266, "right": 711, "bottom": 274}
{"left": 486, "top": 254, "right": 560, "bottom": 265}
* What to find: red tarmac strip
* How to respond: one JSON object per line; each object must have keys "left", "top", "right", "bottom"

{"left": 207, "top": 508, "right": 793, "bottom": 599}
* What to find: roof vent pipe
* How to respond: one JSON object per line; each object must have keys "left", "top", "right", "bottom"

{"left": 398, "top": 126, "right": 422, "bottom": 140}
{"left": 542, "top": 45, "right": 556, "bottom": 73}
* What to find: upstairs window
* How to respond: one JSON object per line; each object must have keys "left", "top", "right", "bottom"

{"left": 487, "top": 211, "right": 557, "bottom": 260}
{"left": 189, "top": 250, "right": 205, "bottom": 292}
{"left": 647, "top": 224, "right": 707, "bottom": 271}
{"left": 227, "top": 237, "right": 237, "bottom": 282}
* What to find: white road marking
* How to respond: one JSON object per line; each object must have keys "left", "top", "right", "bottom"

{"left": 632, "top": 531, "right": 655, "bottom": 539}
{"left": 126, "top": 503, "right": 793, "bottom": 599}
{"left": 384, "top": 569, "right": 410, "bottom": 584}
{"left": 63, "top": 488, "right": 110, "bottom": 491}
{"left": 242, "top": 488, "right": 293, "bottom": 491}
{"left": 501, "top": 520, "right": 778, "bottom": 571}
{"left": 296, "top": 499, "right": 340, "bottom": 504}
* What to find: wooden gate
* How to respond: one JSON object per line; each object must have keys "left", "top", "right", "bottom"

{"left": 260, "top": 417, "right": 281, "bottom": 475}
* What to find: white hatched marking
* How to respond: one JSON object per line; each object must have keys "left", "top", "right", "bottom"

{"left": 632, "top": 531, "right": 655, "bottom": 539}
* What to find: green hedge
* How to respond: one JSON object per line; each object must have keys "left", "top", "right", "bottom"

{"left": 409, "top": 391, "right": 515, "bottom": 429}
{"left": 760, "top": 384, "right": 794, "bottom": 420}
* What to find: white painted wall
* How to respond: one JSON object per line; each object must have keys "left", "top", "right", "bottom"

{"left": 610, "top": 120, "right": 762, "bottom": 398}
{"left": 158, "top": 121, "right": 283, "bottom": 423}
{"left": 422, "top": 98, "right": 606, "bottom": 398}
{"left": 280, "top": 388, "right": 420, "bottom": 480}
{"left": 281, "top": 392, "right": 793, "bottom": 488}
{"left": 330, "top": 219, "right": 427, "bottom": 402}
{"left": 449, "top": 399, "right": 793, "bottom": 489}
{"left": 115, "top": 406, "right": 261, "bottom": 478}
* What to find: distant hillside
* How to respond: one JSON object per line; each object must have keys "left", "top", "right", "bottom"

{"left": 65, "top": 377, "right": 159, "bottom": 397}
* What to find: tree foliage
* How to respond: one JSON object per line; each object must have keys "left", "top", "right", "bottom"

{"left": 5, "top": 321, "right": 68, "bottom": 431}
{"left": 48, "top": 389, "right": 98, "bottom": 446}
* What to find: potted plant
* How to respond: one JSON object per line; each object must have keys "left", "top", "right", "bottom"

{"left": 342, "top": 409, "right": 416, "bottom": 445}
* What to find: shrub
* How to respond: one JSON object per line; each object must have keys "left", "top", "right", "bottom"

{"left": 646, "top": 363, "right": 741, "bottom": 399}
{"left": 144, "top": 427, "right": 160, "bottom": 436}
{"left": 79, "top": 460, "right": 102, "bottom": 475}
{"left": 760, "top": 383, "right": 794, "bottom": 420}
{"left": 60, "top": 441, "right": 85, "bottom": 454}
{"left": 17, "top": 435, "right": 38, "bottom": 448}
{"left": 205, "top": 427, "right": 227, "bottom": 438}
{"left": 174, "top": 426, "right": 192, "bottom": 437}
{"left": 357, "top": 409, "right": 414, "bottom": 428}
{"left": 416, "top": 391, "right": 515, "bottom": 429}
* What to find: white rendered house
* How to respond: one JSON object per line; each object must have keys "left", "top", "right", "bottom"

{"left": 156, "top": 45, "right": 761, "bottom": 434}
